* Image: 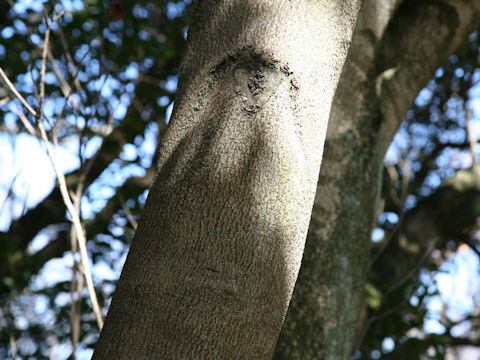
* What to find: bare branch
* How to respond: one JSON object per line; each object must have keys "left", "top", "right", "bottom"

{"left": 15, "top": 103, "right": 36, "bottom": 136}
{"left": 0, "top": 96, "right": 11, "bottom": 107}
{"left": 0, "top": 67, "right": 37, "bottom": 117}
{"left": 38, "top": 13, "right": 51, "bottom": 121}
{"left": 119, "top": 193, "right": 138, "bottom": 230}
{"left": 9, "top": 331, "right": 17, "bottom": 360}
{"left": 466, "top": 107, "right": 478, "bottom": 169}
{"left": 3, "top": 12, "right": 105, "bottom": 330}
{"left": 57, "top": 25, "right": 83, "bottom": 96}
{"left": 70, "top": 223, "right": 83, "bottom": 360}
{"left": 36, "top": 12, "right": 103, "bottom": 330}
{"left": 49, "top": 338, "right": 58, "bottom": 360}
{"left": 52, "top": 10, "right": 66, "bottom": 22}
{"left": 36, "top": 95, "right": 104, "bottom": 330}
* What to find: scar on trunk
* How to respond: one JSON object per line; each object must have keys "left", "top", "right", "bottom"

{"left": 211, "top": 46, "right": 298, "bottom": 114}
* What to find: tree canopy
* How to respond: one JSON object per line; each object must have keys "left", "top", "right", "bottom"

{"left": 1, "top": 1, "right": 480, "bottom": 359}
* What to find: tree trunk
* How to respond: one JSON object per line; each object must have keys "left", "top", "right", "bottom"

{"left": 274, "top": 2, "right": 393, "bottom": 357}
{"left": 276, "top": 0, "right": 480, "bottom": 359}
{"left": 92, "top": 0, "right": 361, "bottom": 358}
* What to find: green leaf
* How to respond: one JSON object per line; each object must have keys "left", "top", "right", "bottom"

{"left": 365, "top": 282, "right": 382, "bottom": 309}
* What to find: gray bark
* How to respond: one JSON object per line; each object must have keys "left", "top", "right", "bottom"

{"left": 92, "top": 0, "right": 361, "bottom": 358}
{"left": 276, "top": 0, "right": 480, "bottom": 359}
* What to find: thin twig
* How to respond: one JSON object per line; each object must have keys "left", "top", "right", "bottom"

{"left": 69, "top": 140, "right": 86, "bottom": 358}
{"left": 37, "top": 13, "right": 103, "bottom": 330}
{"left": 57, "top": 25, "right": 83, "bottom": 96}
{"left": 74, "top": 103, "right": 117, "bottom": 198}
{"left": 119, "top": 193, "right": 138, "bottom": 230}
{"left": 70, "top": 222, "right": 83, "bottom": 360}
{"left": 14, "top": 103, "right": 36, "bottom": 136}
{"left": 49, "top": 338, "right": 57, "bottom": 360}
{"left": 1, "top": 16, "right": 104, "bottom": 330}
{"left": 0, "top": 171, "right": 20, "bottom": 217}
{"left": 0, "top": 67, "right": 38, "bottom": 117}
{"left": 0, "top": 96, "right": 11, "bottom": 107}
{"left": 9, "top": 331, "right": 17, "bottom": 360}
{"left": 70, "top": 226, "right": 79, "bottom": 360}
{"left": 53, "top": 10, "right": 66, "bottom": 22}
{"left": 388, "top": 241, "right": 435, "bottom": 293}
{"left": 29, "top": 64, "right": 40, "bottom": 104}
{"left": 47, "top": 50, "right": 72, "bottom": 99}
{"left": 368, "top": 212, "right": 405, "bottom": 269}
{"left": 38, "top": 13, "right": 51, "bottom": 121}
{"left": 385, "top": 160, "right": 403, "bottom": 207}
{"left": 400, "top": 159, "right": 411, "bottom": 203}
{"left": 360, "top": 242, "right": 435, "bottom": 350}
{"left": 466, "top": 108, "right": 478, "bottom": 168}
{"left": 37, "top": 108, "right": 104, "bottom": 329}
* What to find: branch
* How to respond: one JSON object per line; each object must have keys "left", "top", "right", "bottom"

{"left": 370, "top": 168, "right": 480, "bottom": 289}
{"left": 376, "top": 0, "right": 480, "bottom": 153}
{"left": 37, "top": 12, "right": 103, "bottom": 330}
{"left": 458, "top": 233, "right": 480, "bottom": 258}
{"left": 437, "top": 334, "right": 480, "bottom": 347}
{"left": 0, "top": 14, "right": 104, "bottom": 330}
{"left": 0, "top": 67, "right": 37, "bottom": 117}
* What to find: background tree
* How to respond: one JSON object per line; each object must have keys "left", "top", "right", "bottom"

{"left": 1, "top": 1, "right": 192, "bottom": 358}
{"left": 1, "top": 0, "right": 480, "bottom": 359}
{"left": 276, "top": 1, "right": 480, "bottom": 359}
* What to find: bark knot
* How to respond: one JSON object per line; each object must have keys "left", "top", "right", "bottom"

{"left": 212, "top": 46, "right": 296, "bottom": 115}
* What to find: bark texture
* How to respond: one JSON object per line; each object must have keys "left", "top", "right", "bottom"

{"left": 275, "top": 0, "right": 480, "bottom": 359}
{"left": 92, "top": 0, "right": 361, "bottom": 358}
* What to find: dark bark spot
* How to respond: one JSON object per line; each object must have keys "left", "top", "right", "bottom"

{"left": 212, "top": 46, "right": 295, "bottom": 114}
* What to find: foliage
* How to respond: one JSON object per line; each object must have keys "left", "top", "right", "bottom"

{"left": 358, "top": 30, "right": 480, "bottom": 360}
{"left": 1, "top": 1, "right": 480, "bottom": 359}
{"left": 0, "top": 0, "right": 191, "bottom": 358}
